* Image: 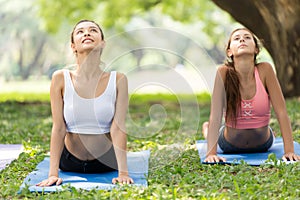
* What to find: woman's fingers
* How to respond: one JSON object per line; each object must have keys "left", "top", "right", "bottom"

{"left": 282, "top": 152, "right": 300, "bottom": 161}
{"left": 36, "top": 176, "right": 63, "bottom": 187}
{"left": 112, "top": 176, "right": 134, "bottom": 185}
{"left": 204, "top": 155, "right": 226, "bottom": 163}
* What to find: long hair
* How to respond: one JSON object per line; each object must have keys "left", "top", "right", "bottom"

{"left": 224, "top": 28, "right": 262, "bottom": 125}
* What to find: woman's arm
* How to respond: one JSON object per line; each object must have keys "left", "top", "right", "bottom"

{"left": 110, "top": 72, "right": 134, "bottom": 184}
{"left": 261, "top": 62, "right": 300, "bottom": 161}
{"left": 37, "top": 70, "right": 67, "bottom": 186}
{"left": 205, "top": 66, "right": 226, "bottom": 162}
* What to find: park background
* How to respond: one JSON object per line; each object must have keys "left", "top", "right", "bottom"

{"left": 0, "top": 0, "right": 300, "bottom": 199}
{"left": 1, "top": 0, "right": 279, "bottom": 95}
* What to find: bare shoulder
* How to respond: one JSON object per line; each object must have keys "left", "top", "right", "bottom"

{"left": 52, "top": 69, "right": 64, "bottom": 80}
{"left": 256, "top": 62, "right": 274, "bottom": 74}
{"left": 115, "top": 72, "right": 128, "bottom": 83}
{"left": 115, "top": 72, "right": 128, "bottom": 97}
{"left": 51, "top": 69, "right": 65, "bottom": 89}
{"left": 257, "top": 62, "right": 276, "bottom": 79}
{"left": 256, "top": 62, "right": 278, "bottom": 90}
{"left": 217, "top": 65, "right": 228, "bottom": 73}
{"left": 216, "top": 65, "right": 228, "bottom": 80}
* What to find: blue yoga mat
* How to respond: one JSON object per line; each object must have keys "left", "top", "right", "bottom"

{"left": 196, "top": 138, "right": 300, "bottom": 165}
{"left": 0, "top": 144, "right": 23, "bottom": 171}
{"left": 19, "top": 150, "right": 150, "bottom": 192}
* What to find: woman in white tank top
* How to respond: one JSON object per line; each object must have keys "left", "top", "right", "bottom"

{"left": 37, "top": 20, "right": 133, "bottom": 186}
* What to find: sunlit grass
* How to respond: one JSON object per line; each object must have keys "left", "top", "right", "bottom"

{"left": 0, "top": 92, "right": 50, "bottom": 103}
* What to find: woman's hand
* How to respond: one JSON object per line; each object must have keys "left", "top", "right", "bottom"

{"left": 282, "top": 152, "right": 300, "bottom": 161}
{"left": 112, "top": 174, "right": 134, "bottom": 185}
{"left": 36, "top": 176, "right": 63, "bottom": 187}
{"left": 204, "top": 154, "right": 226, "bottom": 163}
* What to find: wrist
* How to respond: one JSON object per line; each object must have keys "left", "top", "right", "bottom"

{"left": 206, "top": 151, "right": 217, "bottom": 156}
{"left": 118, "top": 171, "right": 129, "bottom": 176}
{"left": 284, "top": 147, "right": 294, "bottom": 154}
{"left": 48, "top": 172, "right": 58, "bottom": 177}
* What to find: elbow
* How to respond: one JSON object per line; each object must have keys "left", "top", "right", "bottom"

{"left": 110, "top": 125, "right": 127, "bottom": 143}
{"left": 209, "top": 114, "right": 223, "bottom": 125}
{"left": 110, "top": 126, "right": 126, "bottom": 137}
{"left": 51, "top": 124, "right": 66, "bottom": 138}
{"left": 110, "top": 121, "right": 126, "bottom": 136}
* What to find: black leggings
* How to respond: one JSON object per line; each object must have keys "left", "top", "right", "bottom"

{"left": 59, "top": 146, "right": 118, "bottom": 173}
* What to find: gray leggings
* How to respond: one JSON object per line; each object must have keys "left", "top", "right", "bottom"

{"left": 218, "top": 126, "right": 274, "bottom": 153}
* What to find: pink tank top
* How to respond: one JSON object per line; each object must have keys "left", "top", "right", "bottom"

{"left": 226, "top": 67, "right": 270, "bottom": 129}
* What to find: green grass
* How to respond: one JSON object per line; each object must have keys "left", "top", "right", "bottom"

{"left": 0, "top": 92, "right": 50, "bottom": 103}
{"left": 0, "top": 93, "right": 300, "bottom": 199}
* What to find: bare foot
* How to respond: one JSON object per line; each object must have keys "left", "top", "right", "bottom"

{"left": 202, "top": 121, "right": 209, "bottom": 139}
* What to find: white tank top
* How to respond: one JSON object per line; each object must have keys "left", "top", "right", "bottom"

{"left": 63, "top": 70, "right": 116, "bottom": 134}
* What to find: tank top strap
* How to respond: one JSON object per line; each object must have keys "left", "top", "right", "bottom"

{"left": 106, "top": 71, "right": 117, "bottom": 97}
{"left": 63, "top": 70, "right": 75, "bottom": 98}
{"left": 63, "top": 69, "right": 71, "bottom": 85}
{"left": 254, "top": 67, "right": 267, "bottom": 95}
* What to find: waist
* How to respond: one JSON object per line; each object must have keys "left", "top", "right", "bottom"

{"left": 65, "top": 132, "right": 112, "bottom": 160}
{"left": 224, "top": 125, "right": 271, "bottom": 148}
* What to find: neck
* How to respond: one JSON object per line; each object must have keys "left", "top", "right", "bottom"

{"left": 76, "top": 50, "right": 103, "bottom": 78}
{"left": 233, "top": 56, "right": 255, "bottom": 81}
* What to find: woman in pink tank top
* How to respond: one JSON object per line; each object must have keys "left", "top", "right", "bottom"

{"left": 37, "top": 20, "right": 133, "bottom": 186}
{"left": 203, "top": 28, "right": 300, "bottom": 163}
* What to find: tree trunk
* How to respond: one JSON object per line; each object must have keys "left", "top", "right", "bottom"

{"left": 211, "top": 0, "right": 300, "bottom": 97}
{"left": 19, "top": 37, "right": 46, "bottom": 80}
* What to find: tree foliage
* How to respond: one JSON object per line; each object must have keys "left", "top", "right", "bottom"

{"left": 35, "top": 0, "right": 238, "bottom": 72}
{"left": 0, "top": 0, "right": 48, "bottom": 80}
{"left": 0, "top": 0, "right": 71, "bottom": 81}
{"left": 36, "top": 0, "right": 300, "bottom": 96}
{"left": 36, "top": 0, "right": 229, "bottom": 41}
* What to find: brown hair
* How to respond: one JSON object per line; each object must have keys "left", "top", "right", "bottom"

{"left": 224, "top": 28, "right": 262, "bottom": 125}
{"left": 70, "top": 19, "right": 104, "bottom": 44}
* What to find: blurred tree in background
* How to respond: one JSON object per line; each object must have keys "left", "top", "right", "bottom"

{"left": 0, "top": 0, "right": 69, "bottom": 81}
{"left": 35, "top": 0, "right": 300, "bottom": 97}
{"left": 36, "top": 0, "right": 234, "bottom": 66}
{"left": 2, "top": 0, "right": 299, "bottom": 96}
{"left": 0, "top": 1, "right": 48, "bottom": 81}
{"left": 1, "top": 0, "right": 235, "bottom": 82}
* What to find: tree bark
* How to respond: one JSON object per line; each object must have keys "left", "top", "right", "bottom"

{"left": 211, "top": 0, "right": 300, "bottom": 97}
{"left": 18, "top": 37, "right": 46, "bottom": 80}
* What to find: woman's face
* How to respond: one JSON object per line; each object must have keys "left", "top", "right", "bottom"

{"left": 71, "top": 21, "right": 105, "bottom": 54}
{"left": 227, "top": 29, "right": 257, "bottom": 59}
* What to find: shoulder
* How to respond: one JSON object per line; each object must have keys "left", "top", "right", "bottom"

{"left": 256, "top": 62, "right": 276, "bottom": 78}
{"left": 51, "top": 69, "right": 65, "bottom": 88}
{"left": 115, "top": 72, "right": 128, "bottom": 84}
{"left": 52, "top": 69, "right": 65, "bottom": 80}
{"left": 217, "top": 65, "right": 228, "bottom": 73}
{"left": 256, "top": 62, "right": 274, "bottom": 74}
{"left": 216, "top": 65, "right": 228, "bottom": 80}
{"left": 114, "top": 72, "right": 128, "bottom": 93}
{"left": 256, "top": 62, "right": 277, "bottom": 87}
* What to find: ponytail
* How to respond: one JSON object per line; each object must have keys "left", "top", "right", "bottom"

{"left": 224, "top": 64, "right": 241, "bottom": 126}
